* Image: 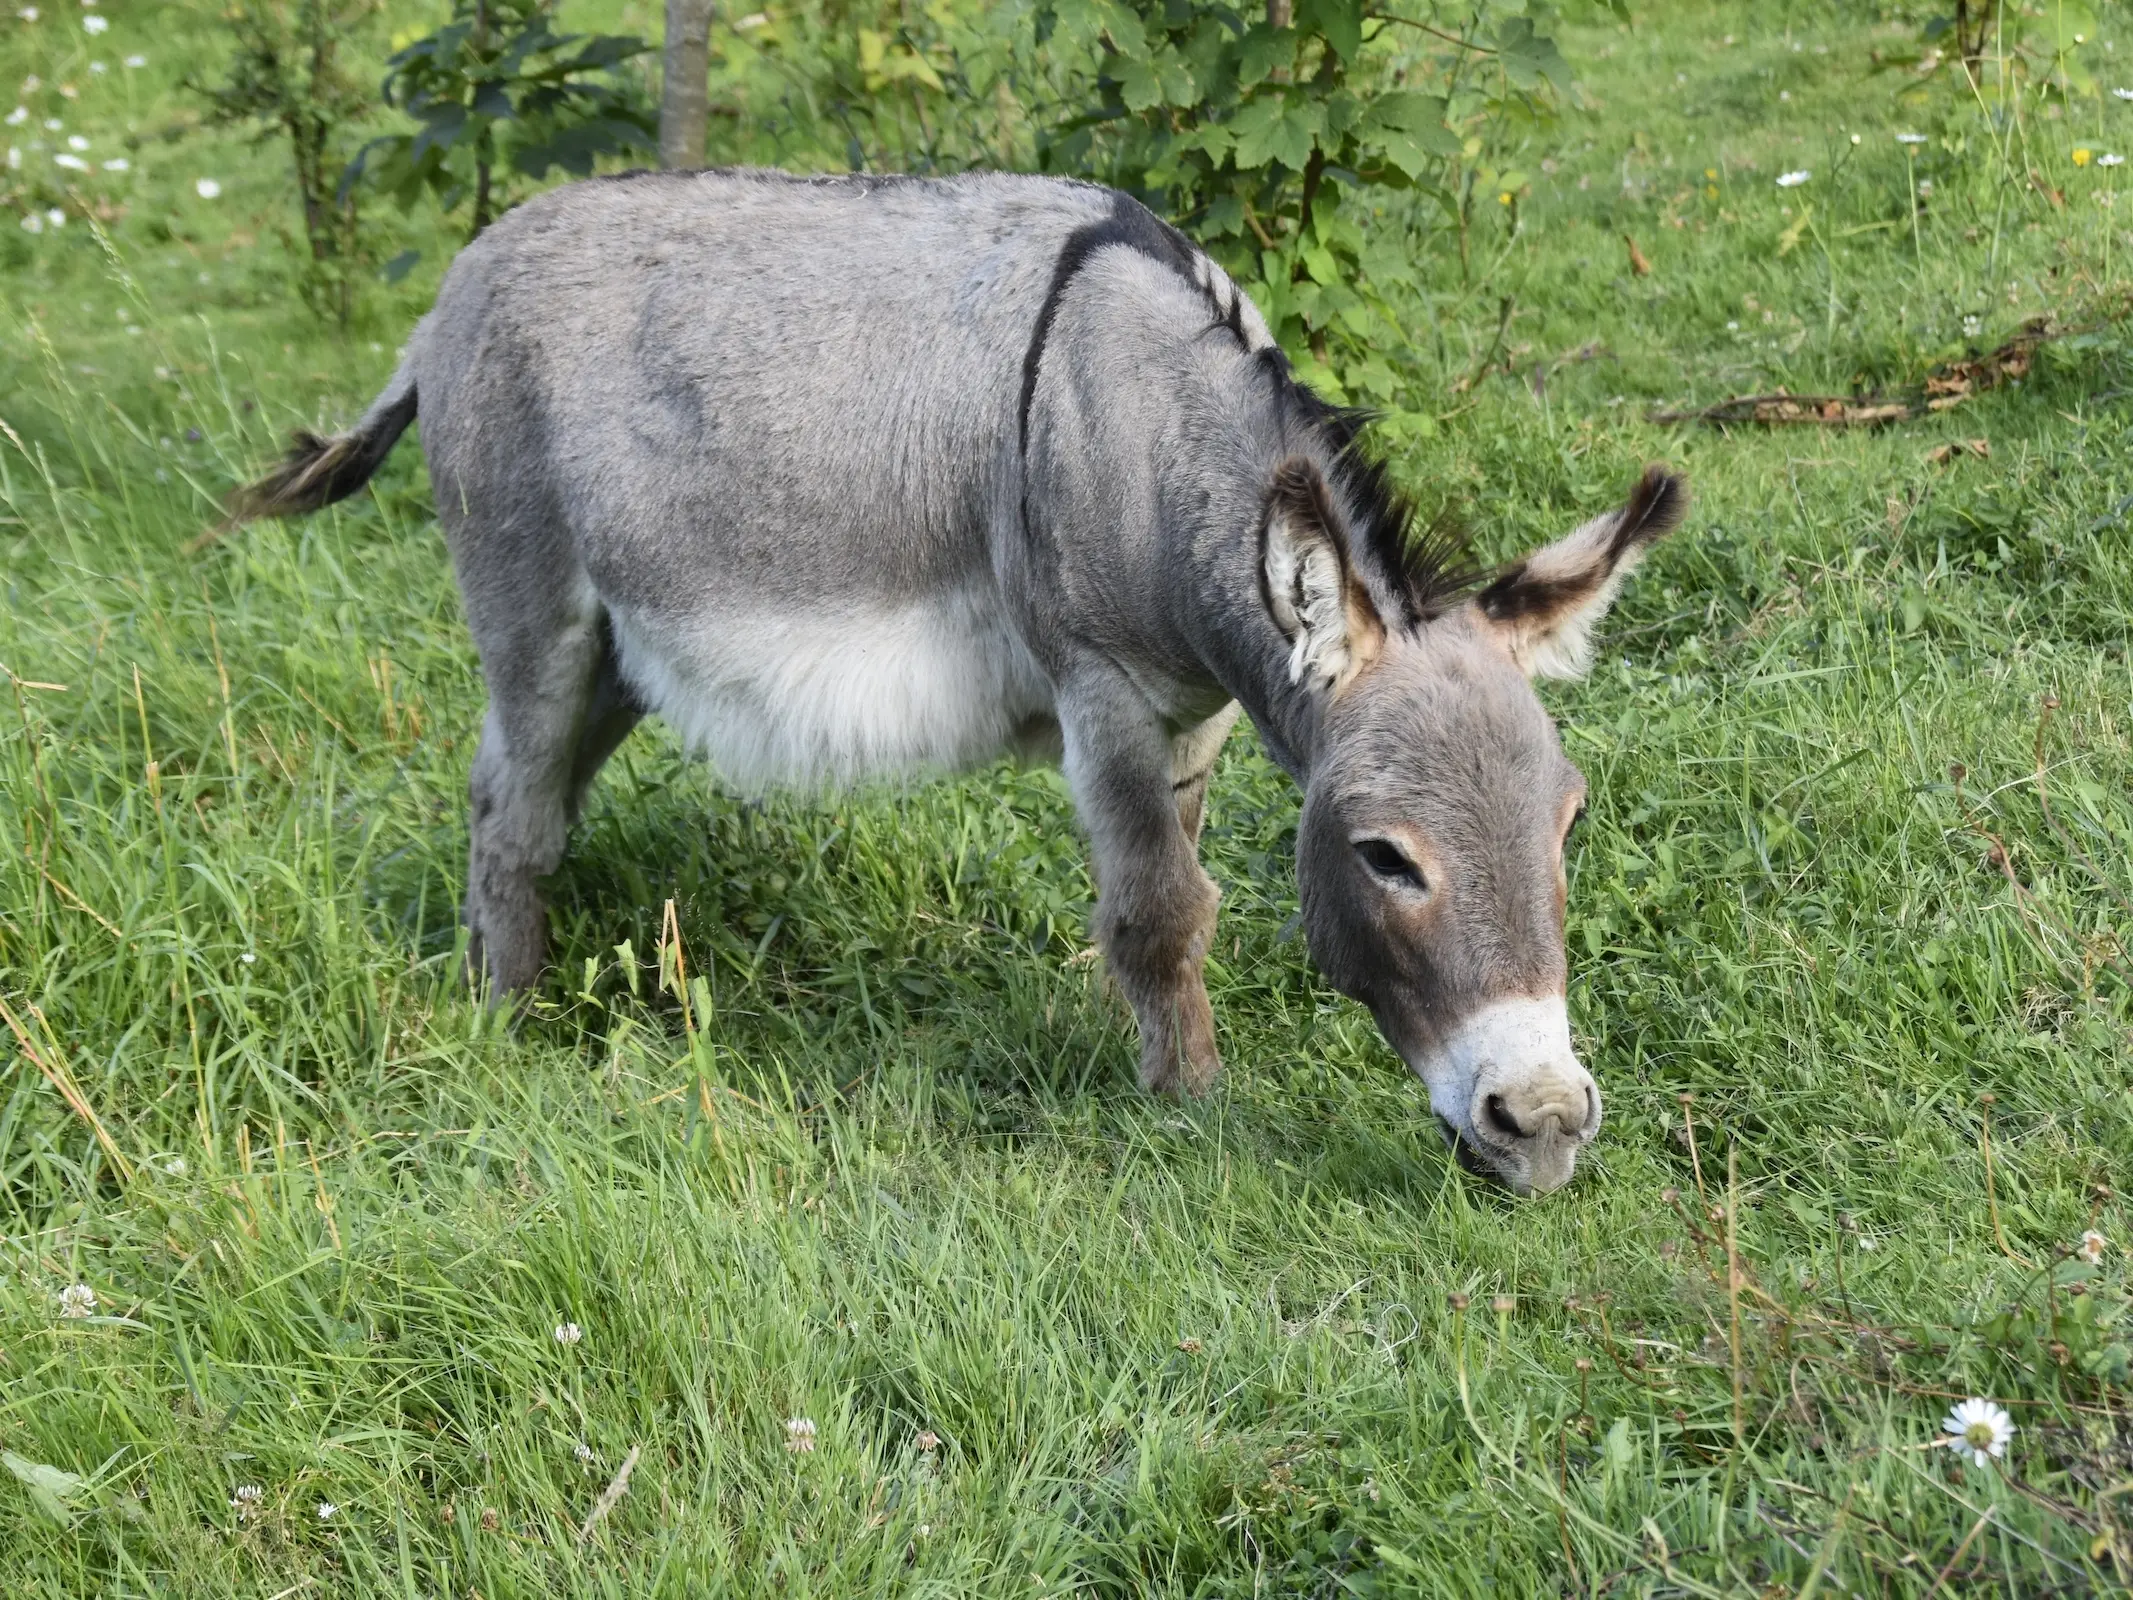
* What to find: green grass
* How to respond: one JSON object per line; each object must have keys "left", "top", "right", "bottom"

{"left": 4, "top": 1, "right": 2133, "bottom": 1593}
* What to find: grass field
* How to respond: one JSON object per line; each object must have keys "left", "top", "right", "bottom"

{"left": 4, "top": 1, "right": 2133, "bottom": 1593}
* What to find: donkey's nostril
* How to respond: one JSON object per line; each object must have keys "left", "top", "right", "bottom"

{"left": 1482, "top": 1093, "right": 1526, "bottom": 1140}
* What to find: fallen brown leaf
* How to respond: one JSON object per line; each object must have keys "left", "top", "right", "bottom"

{"left": 1624, "top": 234, "right": 1653, "bottom": 277}
{"left": 1925, "top": 438, "right": 1991, "bottom": 465}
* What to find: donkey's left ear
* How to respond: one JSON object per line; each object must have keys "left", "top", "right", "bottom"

{"left": 1473, "top": 465, "right": 1688, "bottom": 680}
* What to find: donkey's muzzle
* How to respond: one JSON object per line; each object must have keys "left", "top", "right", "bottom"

{"left": 1413, "top": 996, "right": 1601, "bottom": 1196}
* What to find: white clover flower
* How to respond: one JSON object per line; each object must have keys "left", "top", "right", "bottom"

{"left": 123, "top": 53, "right": 143, "bottom": 67}
{"left": 19, "top": 210, "right": 41, "bottom": 232}
{"left": 1775, "top": 170, "right": 1811, "bottom": 188}
{"left": 194, "top": 176, "right": 219, "bottom": 198}
{"left": 18, "top": 5, "right": 38, "bottom": 17}
{"left": 1941, "top": 1398, "right": 2014, "bottom": 1467}
{"left": 164, "top": 1156, "right": 185, "bottom": 1175}
{"left": 101, "top": 156, "right": 124, "bottom": 171}
{"left": 88, "top": 59, "right": 102, "bottom": 73}
{"left": 1962, "top": 313, "right": 1982, "bottom": 337}
{"left": 2116, "top": 88, "right": 2133, "bottom": 101}
{"left": 42, "top": 116, "right": 59, "bottom": 130}
{"left": 1918, "top": 179, "right": 1934, "bottom": 197}
{"left": 2079, "top": 1229, "right": 2108, "bottom": 1263}
{"left": 1849, "top": 133, "right": 1861, "bottom": 145}
{"left": 316, "top": 1500, "right": 336, "bottom": 1520}
{"left": 240, "top": 951, "right": 255, "bottom": 964}
{"left": 2101, "top": 154, "right": 2126, "bottom": 168}
{"left": 231, "top": 1483, "right": 263, "bottom": 1517}
{"left": 784, "top": 1417, "right": 817, "bottom": 1454}
{"left": 1858, "top": 1235, "right": 1878, "bottom": 1251}
{"left": 81, "top": 12, "right": 105, "bottom": 32}
{"left": 553, "top": 1321, "right": 582, "bottom": 1346}
{"left": 1897, "top": 132, "right": 1927, "bottom": 146}
{"left": 573, "top": 1441, "right": 594, "bottom": 1464}
{"left": 45, "top": 206, "right": 64, "bottom": 226}
{"left": 65, "top": 133, "right": 85, "bottom": 149}
{"left": 6, "top": 147, "right": 17, "bottom": 169}
{"left": 4, "top": 106, "right": 24, "bottom": 125}
{"left": 59, "top": 1282, "right": 96, "bottom": 1317}
{"left": 53, "top": 151, "right": 84, "bottom": 169}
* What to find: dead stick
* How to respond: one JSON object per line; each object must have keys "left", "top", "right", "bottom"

{"left": 1681, "top": 1093, "right": 1707, "bottom": 1210}
{"left": 1727, "top": 1144, "right": 1745, "bottom": 1452}
{"left": 1922, "top": 1509, "right": 1993, "bottom": 1598}
{"left": 579, "top": 1443, "right": 640, "bottom": 1544}
{"left": 1978, "top": 1095, "right": 2033, "bottom": 1269}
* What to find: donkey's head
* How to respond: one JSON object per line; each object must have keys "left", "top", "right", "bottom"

{"left": 1263, "top": 462, "right": 1687, "bottom": 1194}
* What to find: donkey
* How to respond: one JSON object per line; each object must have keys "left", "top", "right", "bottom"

{"left": 230, "top": 169, "right": 1685, "bottom": 1195}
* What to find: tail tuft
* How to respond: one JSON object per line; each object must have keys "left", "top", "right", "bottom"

{"left": 212, "top": 364, "right": 417, "bottom": 537}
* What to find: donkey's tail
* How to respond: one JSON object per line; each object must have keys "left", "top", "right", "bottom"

{"left": 220, "top": 359, "right": 418, "bottom": 526}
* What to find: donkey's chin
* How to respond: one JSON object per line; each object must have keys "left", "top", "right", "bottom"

{"left": 1407, "top": 996, "right": 1600, "bottom": 1197}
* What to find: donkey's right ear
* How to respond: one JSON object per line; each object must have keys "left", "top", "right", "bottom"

{"left": 1261, "top": 457, "right": 1384, "bottom": 695}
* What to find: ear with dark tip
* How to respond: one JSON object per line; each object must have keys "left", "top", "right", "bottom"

{"left": 1473, "top": 465, "right": 1688, "bottom": 680}
{"left": 1261, "top": 456, "right": 1385, "bottom": 694}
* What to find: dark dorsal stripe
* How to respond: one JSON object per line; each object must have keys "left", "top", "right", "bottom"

{"left": 1017, "top": 193, "right": 1238, "bottom": 462}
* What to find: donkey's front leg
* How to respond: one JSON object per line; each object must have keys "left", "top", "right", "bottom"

{"left": 1061, "top": 681, "right": 1224, "bottom": 1097}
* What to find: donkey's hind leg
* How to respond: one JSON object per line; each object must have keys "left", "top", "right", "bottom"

{"left": 461, "top": 577, "right": 626, "bottom": 997}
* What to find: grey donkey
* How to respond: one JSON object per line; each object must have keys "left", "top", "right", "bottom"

{"left": 230, "top": 169, "right": 1686, "bottom": 1195}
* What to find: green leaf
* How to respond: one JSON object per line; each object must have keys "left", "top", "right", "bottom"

{"left": 1236, "top": 22, "right": 1292, "bottom": 88}
{"left": 1494, "top": 16, "right": 1573, "bottom": 95}
{"left": 3, "top": 1452, "right": 86, "bottom": 1525}
{"left": 1296, "top": 0, "right": 1364, "bottom": 64}
{"left": 1229, "top": 94, "right": 1317, "bottom": 172}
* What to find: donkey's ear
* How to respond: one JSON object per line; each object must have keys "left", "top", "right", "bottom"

{"left": 1473, "top": 465, "right": 1687, "bottom": 680}
{"left": 1262, "top": 457, "right": 1385, "bottom": 694}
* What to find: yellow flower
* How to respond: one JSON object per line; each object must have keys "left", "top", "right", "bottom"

{"left": 1498, "top": 191, "right": 1512, "bottom": 205}
{"left": 1705, "top": 167, "right": 1718, "bottom": 180}
{"left": 2073, "top": 147, "right": 2093, "bottom": 166}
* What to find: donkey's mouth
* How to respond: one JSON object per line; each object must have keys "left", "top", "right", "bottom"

{"left": 1434, "top": 1115, "right": 1498, "bottom": 1182}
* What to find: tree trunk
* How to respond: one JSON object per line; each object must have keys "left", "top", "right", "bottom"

{"left": 1266, "top": 0, "right": 1291, "bottom": 28}
{"left": 661, "top": 0, "right": 715, "bottom": 170}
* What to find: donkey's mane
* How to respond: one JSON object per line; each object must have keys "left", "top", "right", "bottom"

{"left": 1254, "top": 349, "right": 1486, "bottom": 627}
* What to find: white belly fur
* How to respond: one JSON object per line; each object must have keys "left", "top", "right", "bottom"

{"left": 609, "top": 581, "right": 1056, "bottom": 792}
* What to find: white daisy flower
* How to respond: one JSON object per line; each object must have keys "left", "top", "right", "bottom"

{"left": 3, "top": 106, "right": 24, "bottom": 124}
{"left": 53, "top": 151, "right": 84, "bottom": 169}
{"left": 195, "top": 177, "right": 219, "bottom": 198}
{"left": 1775, "top": 170, "right": 1811, "bottom": 188}
{"left": 87, "top": 59, "right": 103, "bottom": 72}
{"left": 42, "top": 116, "right": 59, "bottom": 129}
{"left": 2078, "top": 1229, "right": 2108, "bottom": 1263}
{"left": 231, "top": 1483, "right": 263, "bottom": 1517}
{"left": 59, "top": 1282, "right": 96, "bottom": 1316}
{"left": 1897, "top": 132, "right": 1927, "bottom": 146}
{"left": 1941, "top": 1398, "right": 2014, "bottom": 1467}
{"left": 101, "top": 156, "right": 124, "bottom": 171}
{"left": 2116, "top": 88, "right": 2133, "bottom": 101}
{"left": 784, "top": 1417, "right": 817, "bottom": 1453}
{"left": 315, "top": 1500, "right": 336, "bottom": 1520}
{"left": 123, "top": 53, "right": 143, "bottom": 67}
{"left": 81, "top": 12, "right": 105, "bottom": 32}
{"left": 552, "top": 1321, "right": 583, "bottom": 1346}
{"left": 65, "top": 133, "right": 85, "bottom": 149}
{"left": 5, "top": 147, "right": 17, "bottom": 168}
{"left": 2101, "top": 154, "right": 2126, "bottom": 168}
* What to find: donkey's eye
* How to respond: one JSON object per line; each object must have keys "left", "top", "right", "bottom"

{"left": 1565, "top": 804, "right": 1588, "bottom": 843}
{"left": 1353, "top": 838, "right": 1426, "bottom": 891}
